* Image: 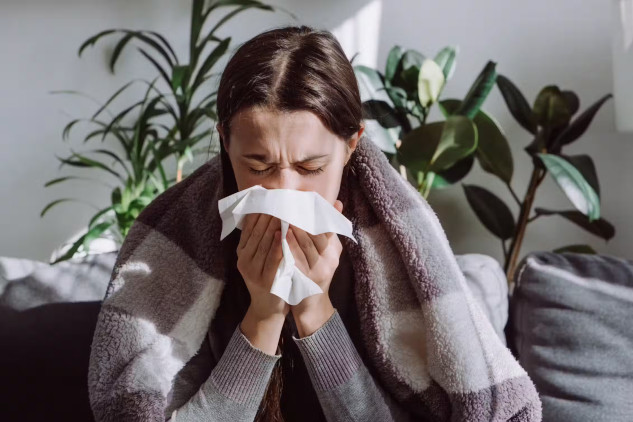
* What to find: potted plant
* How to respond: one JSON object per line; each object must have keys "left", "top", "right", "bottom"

{"left": 42, "top": 0, "right": 290, "bottom": 264}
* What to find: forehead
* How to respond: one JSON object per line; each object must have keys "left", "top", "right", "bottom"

{"left": 229, "top": 106, "right": 339, "bottom": 151}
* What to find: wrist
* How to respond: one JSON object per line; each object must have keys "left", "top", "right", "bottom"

{"left": 240, "top": 307, "right": 286, "bottom": 355}
{"left": 293, "top": 296, "right": 335, "bottom": 338}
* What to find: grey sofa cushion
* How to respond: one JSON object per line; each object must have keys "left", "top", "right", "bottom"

{"left": 510, "top": 251, "right": 633, "bottom": 422}
{"left": 455, "top": 253, "right": 508, "bottom": 345}
{"left": 0, "top": 251, "right": 117, "bottom": 311}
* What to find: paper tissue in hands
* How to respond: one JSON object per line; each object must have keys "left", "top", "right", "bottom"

{"left": 218, "top": 185, "right": 357, "bottom": 305}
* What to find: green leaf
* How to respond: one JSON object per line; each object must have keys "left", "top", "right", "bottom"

{"left": 354, "top": 65, "right": 387, "bottom": 101}
{"left": 560, "top": 154, "right": 600, "bottom": 198}
{"left": 362, "top": 100, "right": 401, "bottom": 128}
{"left": 455, "top": 61, "right": 497, "bottom": 119}
{"left": 50, "top": 237, "right": 85, "bottom": 265}
{"left": 537, "top": 153, "right": 600, "bottom": 220}
{"left": 397, "top": 122, "right": 444, "bottom": 173}
{"left": 534, "top": 208, "right": 614, "bottom": 240}
{"left": 431, "top": 156, "right": 474, "bottom": 189}
{"left": 192, "top": 37, "right": 231, "bottom": 91}
{"left": 463, "top": 184, "right": 516, "bottom": 240}
{"left": 552, "top": 244, "right": 597, "bottom": 254}
{"left": 496, "top": 74, "right": 537, "bottom": 134}
{"left": 417, "top": 59, "right": 445, "bottom": 107}
{"left": 385, "top": 45, "right": 405, "bottom": 83}
{"left": 78, "top": 29, "right": 117, "bottom": 57}
{"left": 82, "top": 222, "right": 113, "bottom": 250}
{"left": 429, "top": 115, "right": 478, "bottom": 173}
{"left": 393, "top": 50, "right": 425, "bottom": 93}
{"left": 44, "top": 176, "right": 83, "bottom": 187}
{"left": 433, "top": 46, "right": 458, "bottom": 80}
{"left": 41, "top": 198, "right": 75, "bottom": 218}
{"left": 88, "top": 206, "right": 114, "bottom": 229}
{"left": 440, "top": 99, "right": 513, "bottom": 183}
{"left": 561, "top": 90, "right": 580, "bottom": 116}
{"left": 550, "top": 94, "right": 612, "bottom": 151}
{"left": 363, "top": 120, "right": 398, "bottom": 154}
{"left": 109, "top": 33, "right": 135, "bottom": 73}
{"left": 533, "top": 85, "right": 572, "bottom": 128}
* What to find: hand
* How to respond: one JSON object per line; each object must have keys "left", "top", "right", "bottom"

{"left": 236, "top": 213, "right": 289, "bottom": 321}
{"left": 288, "top": 200, "right": 344, "bottom": 336}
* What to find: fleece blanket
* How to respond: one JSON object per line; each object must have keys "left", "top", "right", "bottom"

{"left": 87, "top": 136, "right": 542, "bottom": 421}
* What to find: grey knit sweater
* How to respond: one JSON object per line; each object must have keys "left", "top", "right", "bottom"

{"left": 168, "top": 309, "right": 412, "bottom": 421}
{"left": 166, "top": 246, "right": 413, "bottom": 421}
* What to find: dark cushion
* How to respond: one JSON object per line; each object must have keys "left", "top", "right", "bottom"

{"left": 0, "top": 301, "right": 102, "bottom": 421}
{"left": 509, "top": 251, "right": 633, "bottom": 422}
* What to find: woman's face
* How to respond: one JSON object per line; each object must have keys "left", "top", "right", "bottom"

{"left": 219, "top": 106, "right": 364, "bottom": 204}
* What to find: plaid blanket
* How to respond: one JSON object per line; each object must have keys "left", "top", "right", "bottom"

{"left": 88, "top": 136, "right": 541, "bottom": 421}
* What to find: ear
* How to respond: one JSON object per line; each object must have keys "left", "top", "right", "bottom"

{"left": 345, "top": 124, "right": 364, "bottom": 163}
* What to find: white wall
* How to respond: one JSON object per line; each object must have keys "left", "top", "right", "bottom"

{"left": 1, "top": 0, "right": 631, "bottom": 267}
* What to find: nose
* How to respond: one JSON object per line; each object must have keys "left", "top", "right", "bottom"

{"left": 262, "top": 168, "right": 303, "bottom": 191}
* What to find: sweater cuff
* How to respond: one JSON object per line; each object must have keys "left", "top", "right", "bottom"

{"left": 292, "top": 309, "right": 364, "bottom": 392}
{"left": 209, "top": 323, "right": 281, "bottom": 406}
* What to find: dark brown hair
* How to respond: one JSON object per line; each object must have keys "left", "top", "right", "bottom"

{"left": 215, "top": 25, "right": 362, "bottom": 421}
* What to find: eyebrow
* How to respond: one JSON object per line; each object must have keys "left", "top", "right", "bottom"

{"left": 241, "top": 153, "right": 329, "bottom": 164}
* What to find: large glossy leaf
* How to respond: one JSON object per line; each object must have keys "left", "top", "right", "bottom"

{"left": 385, "top": 45, "right": 405, "bottom": 83}
{"left": 550, "top": 94, "right": 612, "bottom": 151}
{"left": 534, "top": 208, "right": 614, "bottom": 240}
{"left": 560, "top": 154, "right": 600, "bottom": 198}
{"left": 393, "top": 50, "right": 425, "bottom": 93}
{"left": 440, "top": 99, "right": 513, "bottom": 183}
{"left": 496, "top": 74, "right": 537, "bottom": 134}
{"left": 364, "top": 120, "right": 398, "bottom": 154}
{"left": 433, "top": 46, "right": 457, "bottom": 80}
{"left": 455, "top": 61, "right": 497, "bottom": 119}
{"left": 537, "top": 153, "right": 600, "bottom": 220}
{"left": 561, "top": 90, "right": 580, "bottom": 116}
{"left": 430, "top": 115, "right": 477, "bottom": 173}
{"left": 354, "top": 65, "right": 389, "bottom": 103}
{"left": 463, "top": 184, "right": 516, "bottom": 240}
{"left": 362, "top": 100, "right": 401, "bottom": 128}
{"left": 397, "top": 122, "right": 444, "bottom": 173}
{"left": 431, "top": 155, "right": 474, "bottom": 189}
{"left": 417, "top": 59, "right": 445, "bottom": 107}
{"left": 533, "top": 86, "right": 572, "bottom": 128}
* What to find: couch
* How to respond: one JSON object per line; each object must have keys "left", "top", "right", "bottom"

{"left": 0, "top": 250, "right": 631, "bottom": 421}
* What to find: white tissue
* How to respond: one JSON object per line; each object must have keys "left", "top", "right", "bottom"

{"left": 218, "top": 185, "right": 357, "bottom": 305}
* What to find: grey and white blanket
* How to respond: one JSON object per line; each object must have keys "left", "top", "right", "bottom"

{"left": 88, "top": 136, "right": 541, "bottom": 421}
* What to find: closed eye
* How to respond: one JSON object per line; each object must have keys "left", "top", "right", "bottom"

{"left": 248, "top": 167, "right": 324, "bottom": 176}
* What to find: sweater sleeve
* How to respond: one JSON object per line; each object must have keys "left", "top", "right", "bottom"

{"left": 292, "top": 309, "right": 414, "bottom": 422}
{"left": 168, "top": 323, "right": 281, "bottom": 422}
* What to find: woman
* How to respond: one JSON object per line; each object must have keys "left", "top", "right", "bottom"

{"left": 88, "top": 25, "right": 541, "bottom": 422}
{"left": 207, "top": 25, "right": 408, "bottom": 422}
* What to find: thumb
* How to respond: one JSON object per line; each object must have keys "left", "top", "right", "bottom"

{"left": 333, "top": 199, "right": 343, "bottom": 213}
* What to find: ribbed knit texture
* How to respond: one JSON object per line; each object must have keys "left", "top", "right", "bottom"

{"left": 293, "top": 309, "right": 364, "bottom": 392}
{"left": 208, "top": 323, "right": 281, "bottom": 407}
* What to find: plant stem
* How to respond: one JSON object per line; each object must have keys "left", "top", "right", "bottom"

{"left": 506, "top": 182, "right": 522, "bottom": 207}
{"left": 504, "top": 165, "right": 544, "bottom": 284}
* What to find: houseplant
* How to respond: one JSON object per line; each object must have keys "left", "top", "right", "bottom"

{"left": 454, "top": 75, "right": 614, "bottom": 282}
{"left": 41, "top": 0, "right": 288, "bottom": 264}
{"left": 354, "top": 45, "right": 505, "bottom": 198}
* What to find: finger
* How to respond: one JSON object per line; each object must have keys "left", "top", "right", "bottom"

{"left": 286, "top": 228, "right": 309, "bottom": 270}
{"left": 262, "top": 230, "right": 283, "bottom": 284}
{"left": 308, "top": 232, "right": 329, "bottom": 254}
{"left": 238, "top": 214, "right": 258, "bottom": 251}
{"left": 242, "top": 213, "right": 273, "bottom": 259}
{"left": 289, "top": 225, "right": 319, "bottom": 269}
{"left": 252, "top": 216, "right": 281, "bottom": 275}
